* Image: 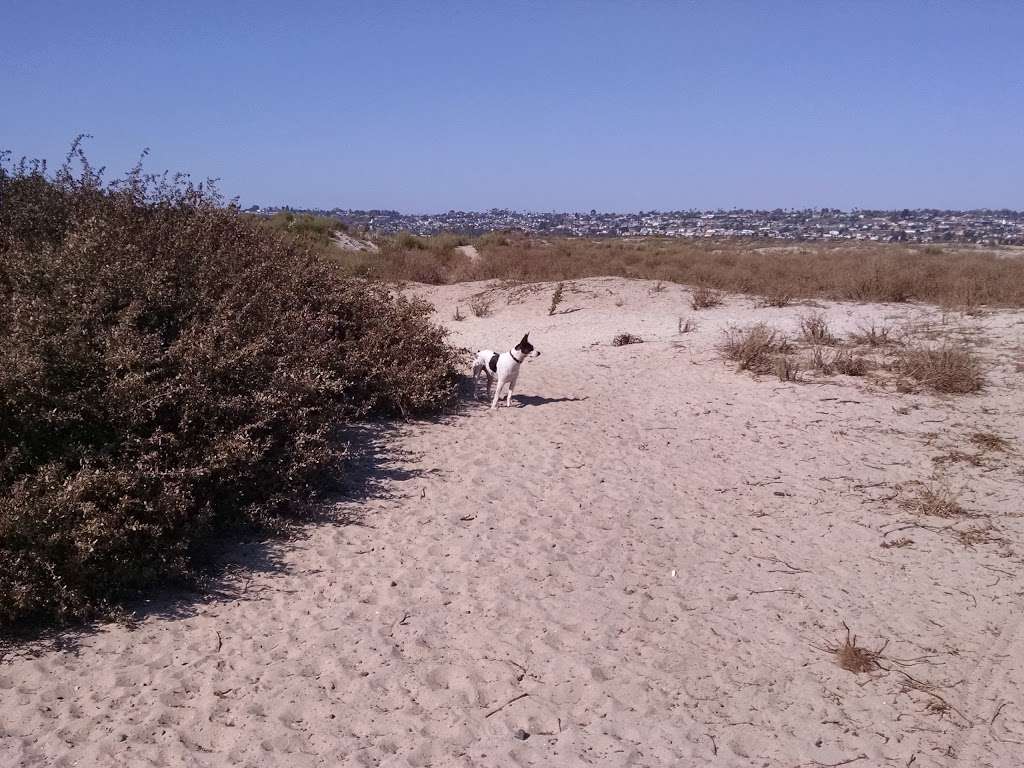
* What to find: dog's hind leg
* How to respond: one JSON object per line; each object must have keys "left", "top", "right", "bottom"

{"left": 471, "top": 362, "right": 483, "bottom": 398}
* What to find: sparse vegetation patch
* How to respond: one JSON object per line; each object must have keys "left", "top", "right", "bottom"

{"left": 799, "top": 312, "right": 837, "bottom": 346}
{"left": 896, "top": 343, "right": 984, "bottom": 394}
{"left": 719, "top": 324, "right": 791, "bottom": 374}
{"left": 691, "top": 286, "right": 724, "bottom": 309}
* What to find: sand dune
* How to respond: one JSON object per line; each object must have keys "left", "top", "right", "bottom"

{"left": 3, "top": 277, "right": 1023, "bottom": 767}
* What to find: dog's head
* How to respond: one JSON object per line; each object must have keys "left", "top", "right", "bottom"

{"left": 516, "top": 333, "right": 540, "bottom": 359}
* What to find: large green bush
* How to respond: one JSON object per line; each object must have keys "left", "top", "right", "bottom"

{"left": 0, "top": 143, "right": 460, "bottom": 626}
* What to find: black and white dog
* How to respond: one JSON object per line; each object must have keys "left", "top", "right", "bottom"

{"left": 472, "top": 333, "right": 540, "bottom": 409}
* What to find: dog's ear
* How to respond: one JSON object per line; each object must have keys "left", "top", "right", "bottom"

{"left": 521, "top": 333, "right": 530, "bottom": 344}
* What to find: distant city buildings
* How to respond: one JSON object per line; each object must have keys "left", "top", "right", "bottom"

{"left": 249, "top": 206, "right": 1024, "bottom": 245}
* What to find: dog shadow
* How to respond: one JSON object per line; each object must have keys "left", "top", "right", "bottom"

{"left": 512, "top": 395, "right": 588, "bottom": 407}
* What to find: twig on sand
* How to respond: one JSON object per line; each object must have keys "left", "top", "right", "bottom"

{"left": 485, "top": 692, "right": 529, "bottom": 718}
{"left": 795, "top": 755, "right": 867, "bottom": 768}
{"left": 991, "top": 700, "right": 1008, "bottom": 726}
{"left": 752, "top": 555, "right": 809, "bottom": 574}
{"left": 749, "top": 588, "right": 804, "bottom": 597}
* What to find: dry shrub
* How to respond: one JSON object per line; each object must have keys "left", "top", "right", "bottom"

{"left": 810, "top": 346, "right": 834, "bottom": 374}
{"left": 758, "top": 291, "right": 793, "bottom": 308}
{"left": 774, "top": 356, "right": 801, "bottom": 382}
{"left": 848, "top": 321, "right": 898, "bottom": 347}
{"left": 896, "top": 343, "right": 984, "bottom": 394}
{"left": 548, "top": 282, "right": 565, "bottom": 315}
{"left": 0, "top": 144, "right": 460, "bottom": 626}
{"left": 469, "top": 295, "right": 494, "bottom": 317}
{"left": 720, "top": 324, "right": 790, "bottom": 373}
{"left": 832, "top": 349, "right": 870, "bottom": 376}
{"left": 799, "top": 312, "right": 837, "bottom": 345}
{"left": 691, "top": 286, "right": 724, "bottom": 309}
{"left": 612, "top": 332, "right": 643, "bottom": 346}
{"left": 678, "top": 317, "right": 697, "bottom": 334}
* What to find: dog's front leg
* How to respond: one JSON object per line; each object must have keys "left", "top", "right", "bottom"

{"left": 506, "top": 379, "right": 514, "bottom": 408}
{"left": 490, "top": 379, "right": 504, "bottom": 410}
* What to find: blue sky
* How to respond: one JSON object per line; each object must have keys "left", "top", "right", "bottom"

{"left": 2, "top": 1, "right": 1022, "bottom": 211}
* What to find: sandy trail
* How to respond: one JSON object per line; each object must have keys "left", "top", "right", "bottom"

{"left": 455, "top": 245, "right": 481, "bottom": 263}
{"left": 3, "top": 277, "right": 1024, "bottom": 767}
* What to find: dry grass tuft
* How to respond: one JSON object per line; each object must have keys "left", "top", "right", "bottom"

{"left": 774, "top": 356, "right": 801, "bottom": 382}
{"left": 678, "top": 317, "right": 697, "bottom": 334}
{"left": 896, "top": 343, "right": 984, "bottom": 394}
{"left": 757, "top": 291, "right": 794, "bottom": 308}
{"left": 810, "top": 346, "right": 833, "bottom": 374}
{"left": 903, "top": 484, "right": 971, "bottom": 519}
{"left": 720, "top": 324, "right": 791, "bottom": 374}
{"left": 612, "top": 332, "right": 643, "bottom": 347}
{"left": 469, "top": 295, "right": 494, "bottom": 318}
{"left": 832, "top": 349, "right": 871, "bottom": 376}
{"left": 452, "top": 306, "right": 465, "bottom": 322}
{"left": 691, "top": 286, "right": 724, "bottom": 310}
{"left": 817, "top": 624, "right": 886, "bottom": 674}
{"left": 548, "top": 282, "right": 565, "bottom": 315}
{"left": 799, "top": 312, "right": 838, "bottom": 345}
{"left": 849, "top": 322, "right": 898, "bottom": 347}
{"left": 969, "top": 431, "right": 1011, "bottom": 452}
{"left": 954, "top": 525, "right": 1004, "bottom": 548}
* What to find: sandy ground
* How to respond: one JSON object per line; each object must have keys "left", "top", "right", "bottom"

{"left": 332, "top": 232, "right": 379, "bottom": 252}
{"left": 3, "top": 277, "right": 1024, "bottom": 767}
{"left": 455, "top": 245, "right": 481, "bottom": 263}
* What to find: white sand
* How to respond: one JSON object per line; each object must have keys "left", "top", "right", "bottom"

{"left": 3, "top": 277, "right": 1024, "bottom": 767}
{"left": 455, "top": 245, "right": 481, "bottom": 263}
{"left": 331, "top": 232, "right": 379, "bottom": 252}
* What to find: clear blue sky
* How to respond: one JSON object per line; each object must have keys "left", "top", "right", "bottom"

{"left": 3, "top": 1, "right": 1022, "bottom": 211}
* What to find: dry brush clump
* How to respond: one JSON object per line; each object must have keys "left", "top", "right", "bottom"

{"left": 548, "top": 282, "right": 565, "bottom": 315}
{"left": 799, "top": 312, "right": 838, "bottom": 345}
{"left": 612, "top": 332, "right": 643, "bottom": 346}
{"left": 469, "top": 295, "right": 494, "bottom": 317}
{"left": 690, "top": 285, "right": 724, "bottom": 309}
{"left": 0, "top": 143, "right": 461, "bottom": 627}
{"left": 757, "top": 291, "right": 794, "bottom": 308}
{"left": 895, "top": 343, "right": 984, "bottom": 394}
{"left": 848, "top": 321, "right": 899, "bottom": 347}
{"left": 719, "top": 324, "right": 792, "bottom": 374}
{"left": 678, "top": 317, "right": 697, "bottom": 334}
{"left": 774, "top": 355, "right": 801, "bottom": 382}
{"left": 816, "top": 624, "right": 886, "bottom": 674}
{"left": 969, "top": 431, "right": 1011, "bottom": 452}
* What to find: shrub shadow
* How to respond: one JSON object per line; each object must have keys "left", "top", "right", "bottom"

{"left": 1, "top": 414, "right": 463, "bottom": 658}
